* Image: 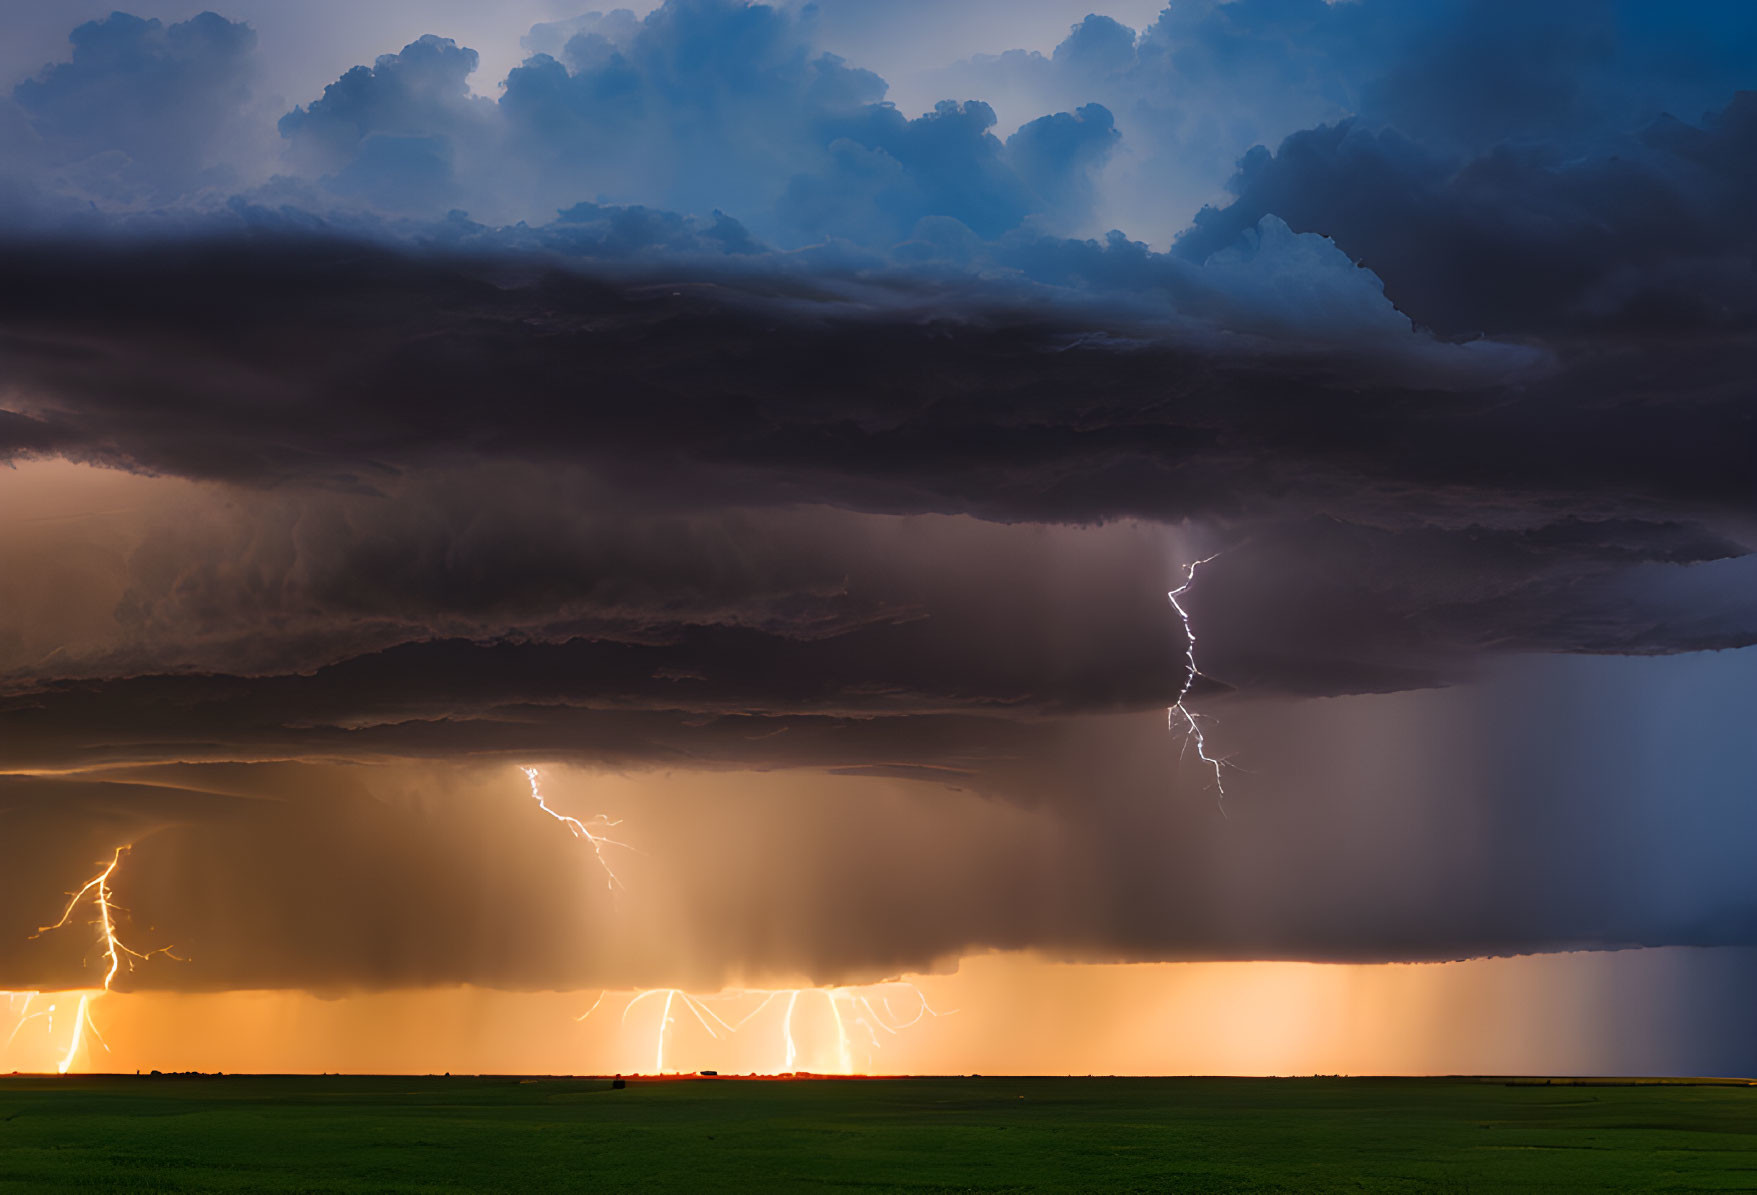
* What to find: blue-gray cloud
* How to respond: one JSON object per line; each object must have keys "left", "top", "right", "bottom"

{"left": 1177, "top": 90, "right": 1757, "bottom": 336}
{"left": 937, "top": 0, "right": 1757, "bottom": 241}
{"left": 273, "top": 1, "right": 1123, "bottom": 245}
{"left": 6, "top": 11, "right": 257, "bottom": 203}
{"left": 6, "top": 0, "right": 1754, "bottom": 346}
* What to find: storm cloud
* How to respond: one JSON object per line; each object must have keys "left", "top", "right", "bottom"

{"left": 0, "top": 0, "right": 1752, "bottom": 1004}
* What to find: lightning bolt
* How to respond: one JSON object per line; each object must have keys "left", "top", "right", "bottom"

{"left": 1168, "top": 554, "right": 1231, "bottom": 813}
{"left": 621, "top": 988, "right": 745, "bottom": 1074}
{"left": 26, "top": 844, "right": 180, "bottom": 1073}
{"left": 610, "top": 982, "right": 953, "bottom": 1075}
{"left": 519, "top": 765, "right": 951, "bottom": 1074}
{"left": 4, "top": 993, "right": 47, "bottom": 1049}
{"left": 521, "top": 767, "right": 633, "bottom": 892}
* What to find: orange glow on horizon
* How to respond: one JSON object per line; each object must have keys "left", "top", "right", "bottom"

{"left": 19, "top": 845, "right": 181, "bottom": 1074}
{"left": 0, "top": 948, "right": 1699, "bottom": 1078}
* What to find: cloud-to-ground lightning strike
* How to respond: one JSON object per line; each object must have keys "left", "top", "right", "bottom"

{"left": 607, "top": 982, "right": 954, "bottom": 1075}
{"left": 620, "top": 988, "right": 738, "bottom": 1075}
{"left": 0, "top": 989, "right": 105, "bottom": 1078}
{"left": 521, "top": 767, "right": 634, "bottom": 892}
{"left": 1168, "top": 554, "right": 1231, "bottom": 813}
{"left": 4, "top": 992, "right": 50, "bottom": 1051}
{"left": 521, "top": 764, "right": 951, "bottom": 1074}
{"left": 24, "top": 845, "right": 180, "bottom": 1073}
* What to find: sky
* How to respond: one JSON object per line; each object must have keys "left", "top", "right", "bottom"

{"left": 0, "top": 0, "right": 1753, "bottom": 1077}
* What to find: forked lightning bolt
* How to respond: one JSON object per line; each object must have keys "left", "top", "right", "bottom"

{"left": 600, "top": 982, "right": 954, "bottom": 1075}
{"left": 26, "top": 845, "right": 180, "bottom": 1073}
{"left": 1169, "top": 554, "right": 1230, "bottom": 812}
{"left": 522, "top": 767, "right": 634, "bottom": 892}
{"left": 521, "top": 765, "right": 952, "bottom": 1074}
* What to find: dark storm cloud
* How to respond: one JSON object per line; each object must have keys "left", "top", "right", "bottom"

{"left": 0, "top": 232, "right": 1737, "bottom": 521}
{"left": 938, "top": 0, "right": 1757, "bottom": 242}
{"left": 1182, "top": 522, "right": 1757, "bottom": 697}
{"left": 0, "top": 0, "right": 1753, "bottom": 994}
{"left": 0, "top": 593, "right": 1177, "bottom": 755}
{"left": 0, "top": 0, "right": 1752, "bottom": 772}
{"left": 2, "top": 649, "right": 1752, "bottom": 995}
{"left": 0, "top": 507, "right": 1182, "bottom": 775}
{"left": 0, "top": 682, "right": 1049, "bottom": 777}
{"left": 44, "top": 494, "right": 1194, "bottom": 688}
{"left": 0, "top": 232, "right": 1542, "bottom": 506}
{"left": 0, "top": 227, "right": 1749, "bottom": 721}
{"left": 3, "top": 480, "right": 1750, "bottom": 771}
{"left": 1178, "top": 91, "right": 1757, "bottom": 336}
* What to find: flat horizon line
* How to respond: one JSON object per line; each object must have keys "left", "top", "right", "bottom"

{"left": 8, "top": 1072, "right": 1754, "bottom": 1085}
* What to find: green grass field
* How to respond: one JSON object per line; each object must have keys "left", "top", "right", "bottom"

{"left": 2, "top": 1074, "right": 1754, "bottom": 1193}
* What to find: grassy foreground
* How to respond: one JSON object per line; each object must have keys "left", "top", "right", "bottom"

{"left": 1, "top": 1074, "right": 1754, "bottom": 1193}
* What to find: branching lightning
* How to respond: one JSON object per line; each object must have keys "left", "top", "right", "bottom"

{"left": 521, "top": 767, "right": 634, "bottom": 892}
{"left": 4, "top": 992, "right": 49, "bottom": 1049}
{"left": 1168, "top": 554, "right": 1231, "bottom": 812}
{"left": 621, "top": 988, "right": 736, "bottom": 1074}
{"left": 18, "top": 845, "right": 180, "bottom": 1073}
{"left": 519, "top": 764, "right": 950, "bottom": 1074}
{"left": 606, "top": 982, "right": 953, "bottom": 1075}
